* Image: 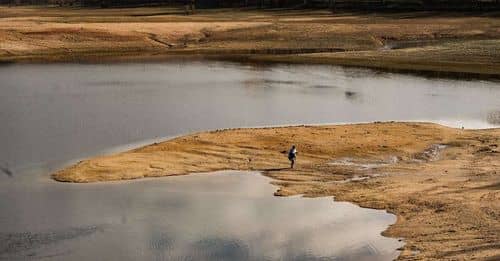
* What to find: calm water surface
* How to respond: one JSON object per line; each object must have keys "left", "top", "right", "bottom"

{"left": 1, "top": 61, "right": 499, "bottom": 173}
{"left": 0, "top": 171, "right": 402, "bottom": 260}
{"left": 1, "top": 61, "right": 499, "bottom": 260}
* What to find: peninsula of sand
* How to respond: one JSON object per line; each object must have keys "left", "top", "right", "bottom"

{"left": 2, "top": 6, "right": 500, "bottom": 78}
{"left": 52, "top": 122, "right": 499, "bottom": 260}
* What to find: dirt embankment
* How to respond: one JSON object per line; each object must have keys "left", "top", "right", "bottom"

{"left": 52, "top": 122, "right": 500, "bottom": 260}
{"left": 1, "top": 7, "right": 500, "bottom": 77}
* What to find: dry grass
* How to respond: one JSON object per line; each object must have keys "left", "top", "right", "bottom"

{"left": 52, "top": 122, "right": 500, "bottom": 260}
{"left": 1, "top": 6, "right": 499, "bottom": 76}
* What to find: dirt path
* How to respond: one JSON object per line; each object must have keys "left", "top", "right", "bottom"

{"left": 52, "top": 122, "right": 500, "bottom": 260}
{"left": 1, "top": 7, "right": 500, "bottom": 77}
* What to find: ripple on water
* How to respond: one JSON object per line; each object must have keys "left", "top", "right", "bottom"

{"left": 0, "top": 225, "right": 104, "bottom": 259}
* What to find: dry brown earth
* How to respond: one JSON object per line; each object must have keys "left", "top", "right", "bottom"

{"left": 53, "top": 122, "right": 500, "bottom": 260}
{"left": 1, "top": 7, "right": 500, "bottom": 77}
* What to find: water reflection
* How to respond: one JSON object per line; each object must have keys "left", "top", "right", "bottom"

{"left": 0, "top": 163, "right": 13, "bottom": 178}
{"left": 0, "top": 61, "right": 499, "bottom": 173}
{"left": 344, "top": 90, "right": 362, "bottom": 103}
{"left": 0, "top": 172, "right": 401, "bottom": 260}
{"left": 0, "top": 225, "right": 103, "bottom": 256}
{"left": 487, "top": 111, "right": 500, "bottom": 125}
{"left": 310, "top": 84, "right": 339, "bottom": 89}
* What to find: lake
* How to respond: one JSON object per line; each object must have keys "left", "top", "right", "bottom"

{"left": 0, "top": 171, "right": 402, "bottom": 260}
{"left": 0, "top": 60, "right": 499, "bottom": 260}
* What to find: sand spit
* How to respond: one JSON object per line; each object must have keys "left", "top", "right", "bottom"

{"left": 52, "top": 122, "right": 499, "bottom": 260}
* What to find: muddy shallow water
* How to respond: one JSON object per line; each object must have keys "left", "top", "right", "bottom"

{"left": 0, "top": 60, "right": 499, "bottom": 260}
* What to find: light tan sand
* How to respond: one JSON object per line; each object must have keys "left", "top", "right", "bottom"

{"left": 1, "top": 7, "right": 500, "bottom": 77}
{"left": 52, "top": 122, "right": 500, "bottom": 260}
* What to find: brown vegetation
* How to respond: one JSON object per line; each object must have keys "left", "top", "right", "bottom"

{"left": 53, "top": 122, "right": 500, "bottom": 260}
{"left": 1, "top": 6, "right": 500, "bottom": 77}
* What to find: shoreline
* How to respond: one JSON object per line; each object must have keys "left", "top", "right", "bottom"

{"left": 51, "top": 122, "right": 500, "bottom": 259}
{"left": 1, "top": 7, "right": 500, "bottom": 79}
{"left": 4, "top": 52, "right": 500, "bottom": 83}
{"left": 0, "top": 53, "right": 500, "bottom": 82}
{"left": 3, "top": 47, "right": 500, "bottom": 80}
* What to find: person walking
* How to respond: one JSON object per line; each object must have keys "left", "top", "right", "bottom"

{"left": 288, "top": 145, "right": 297, "bottom": 169}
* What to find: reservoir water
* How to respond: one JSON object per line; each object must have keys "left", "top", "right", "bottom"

{"left": 1, "top": 60, "right": 499, "bottom": 260}
{"left": 0, "top": 171, "right": 402, "bottom": 260}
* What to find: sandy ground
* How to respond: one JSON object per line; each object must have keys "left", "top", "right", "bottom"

{"left": 1, "top": 6, "right": 500, "bottom": 77}
{"left": 52, "top": 122, "right": 500, "bottom": 260}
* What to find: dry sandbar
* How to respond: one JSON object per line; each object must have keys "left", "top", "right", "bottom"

{"left": 52, "top": 122, "right": 500, "bottom": 260}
